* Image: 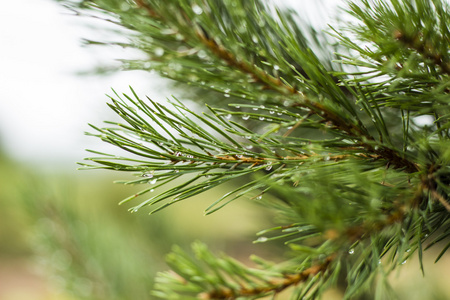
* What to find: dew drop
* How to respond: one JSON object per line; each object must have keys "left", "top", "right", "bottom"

{"left": 259, "top": 116, "right": 265, "bottom": 121}
{"left": 265, "top": 165, "right": 272, "bottom": 171}
{"left": 245, "top": 145, "right": 253, "bottom": 150}
{"left": 154, "top": 47, "right": 164, "bottom": 57}
{"left": 256, "top": 236, "right": 268, "bottom": 242}
{"left": 269, "top": 110, "right": 275, "bottom": 114}
{"left": 252, "top": 107, "right": 258, "bottom": 111}
{"left": 348, "top": 249, "right": 355, "bottom": 255}
{"left": 273, "top": 65, "right": 280, "bottom": 71}
{"left": 188, "top": 74, "right": 199, "bottom": 82}
{"left": 197, "top": 50, "right": 207, "bottom": 59}
{"left": 283, "top": 100, "right": 293, "bottom": 106}
{"left": 242, "top": 115, "right": 250, "bottom": 120}
{"left": 177, "top": 45, "right": 188, "bottom": 53}
{"left": 143, "top": 172, "right": 154, "bottom": 178}
{"left": 224, "top": 93, "right": 230, "bottom": 98}
{"left": 161, "top": 28, "right": 176, "bottom": 35}
{"left": 168, "top": 62, "right": 182, "bottom": 71}
{"left": 149, "top": 179, "right": 157, "bottom": 185}
{"left": 225, "top": 114, "right": 232, "bottom": 119}
{"left": 256, "top": 195, "right": 262, "bottom": 200}
{"left": 237, "top": 24, "right": 247, "bottom": 34}
{"left": 401, "top": 260, "right": 407, "bottom": 265}
{"left": 120, "top": 3, "right": 130, "bottom": 11}
{"left": 251, "top": 35, "right": 258, "bottom": 43}
{"left": 192, "top": 4, "right": 203, "bottom": 15}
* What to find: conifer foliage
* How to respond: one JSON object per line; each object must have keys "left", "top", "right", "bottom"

{"left": 65, "top": 0, "right": 449, "bottom": 298}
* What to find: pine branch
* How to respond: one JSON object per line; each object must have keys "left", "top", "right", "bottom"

{"left": 394, "top": 29, "right": 450, "bottom": 75}
{"left": 153, "top": 242, "right": 337, "bottom": 300}
{"left": 62, "top": 0, "right": 450, "bottom": 298}
{"left": 430, "top": 187, "right": 450, "bottom": 211}
{"left": 81, "top": 90, "right": 369, "bottom": 214}
{"left": 201, "top": 255, "right": 335, "bottom": 299}
{"left": 133, "top": 0, "right": 421, "bottom": 174}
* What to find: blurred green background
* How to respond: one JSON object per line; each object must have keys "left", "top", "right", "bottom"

{"left": 0, "top": 143, "right": 280, "bottom": 300}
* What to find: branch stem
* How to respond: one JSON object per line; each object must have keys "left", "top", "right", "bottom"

{"left": 199, "top": 255, "right": 336, "bottom": 299}
{"left": 135, "top": 1, "right": 420, "bottom": 174}
{"left": 394, "top": 30, "right": 450, "bottom": 75}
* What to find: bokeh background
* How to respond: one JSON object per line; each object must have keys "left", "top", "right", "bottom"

{"left": 0, "top": 0, "right": 449, "bottom": 299}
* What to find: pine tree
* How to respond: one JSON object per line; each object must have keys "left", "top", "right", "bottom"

{"left": 62, "top": 0, "right": 449, "bottom": 298}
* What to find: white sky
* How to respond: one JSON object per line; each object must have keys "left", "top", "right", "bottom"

{"left": 0, "top": 0, "right": 171, "bottom": 169}
{"left": 0, "top": 0, "right": 340, "bottom": 169}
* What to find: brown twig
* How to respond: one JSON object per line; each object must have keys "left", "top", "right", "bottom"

{"left": 134, "top": 1, "right": 420, "bottom": 174}
{"left": 430, "top": 188, "right": 450, "bottom": 212}
{"left": 331, "top": 204, "right": 408, "bottom": 243}
{"left": 332, "top": 165, "right": 449, "bottom": 242}
{"left": 135, "top": 0, "right": 160, "bottom": 19}
{"left": 195, "top": 28, "right": 295, "bottom": 94}
{"left": 421, "top": 166, "right": 450, "bottom": 211}
{"left": 196, "top": 28, "right": 420, "bottom": 173}
{"left": 199, "top": 255, "right": 336, "bottom": 299}
{"left": 213, "top": 153, "right": 353, "bottom": 166}
{"left": 283, "top": 112, "right": 313, "bottom": 137}
{"left": 394, "top": 30, "right": 450, "bottom": 75}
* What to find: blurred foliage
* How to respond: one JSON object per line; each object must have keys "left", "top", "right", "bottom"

{"left": 0, "top": 147, "right": 277, "bottom": 299}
